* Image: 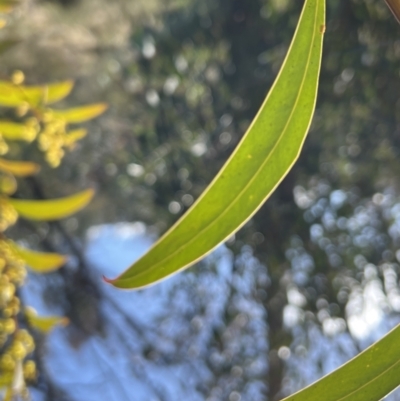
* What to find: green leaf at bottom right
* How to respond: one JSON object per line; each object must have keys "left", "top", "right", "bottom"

{"left": 282, "top": 324, "right": 400, "bottom": 401}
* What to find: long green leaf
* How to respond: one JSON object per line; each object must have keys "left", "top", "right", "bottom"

{"left": 10, "top": 241, "right": 67, "bottom": 273}
{"left": 0, "top": 80, "right": 73, "bottom": 107}
{"left": 64, "top": 128, "right": 87, "bottom": 148}
{"left": 52, "top": 103, "right": 107, "bottom": 124}
{"left": 44, "top": 80, "right": 74, "bottom": 104}
{"left": 0, "top": 81, "right": 41, "bottom": 107}
{"left": 8, "top": 189, "right": 94, "bottom": 221}
{"left": 0, "top": 120, "right": 36, "bottom": 141}
{"left": 106, "top": 0, "right": 325, "bottom": 289}
{"left": 281, "top": 324, "right": 400, "bottom": 401}
{"left": 25, "top": 307, "right": 69, "bottom": 333}
{"left": 21, "top": 80, "right": 74, "bottom": 105}
{"left": 0, "top": 158, "right": 40, "bottom": 176}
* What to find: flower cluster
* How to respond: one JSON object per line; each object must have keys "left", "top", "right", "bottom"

{"left": 0, "top": 65, "right": 102, "bottom": 398}
{"left": 38, "top": 112, "right": 68, "bottom": 167}
{"left": 0, "top": 2, "right": 102, "bottom": 397}
{"left": 0, "top": 240, "right": 36, "bottom": 395}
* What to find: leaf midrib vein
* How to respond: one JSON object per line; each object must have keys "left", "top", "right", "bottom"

{"left": 335, "top": 357, "right": 400, "bottom": 401}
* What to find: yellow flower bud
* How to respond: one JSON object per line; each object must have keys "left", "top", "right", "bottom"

{"left": 2, "top": 307, "right": 12, "bottom": 317}
{"left": 11, "top": 70, "right": 25, "bottom": 85}
{"left": 42, "top": 110, "right": 54, "bottom": 122}
{"left": 16, "top": 102, "right": 30, "bottom": 118}
{"left": 23, "top": 360, "right": 37, "bottom": 381}
{"left": 10, "top": 340, "right": 27, "bottom": 360}
{"left": 0, "top": 282, "right": 15, "bottom": 304}
{"left": 17, "top": 330, "right": 35, "bottom": 354}
{"left": 3, "top": 318, "right": 16, "bottom": 334}
{"left": 15, "top": 329, "right": 29, "bottom": 341}
{"left": 0, "top": 353, "right": 15, "bottom": 371}
{"left": 6, "top": 264, "right": 26, "bottom": 285}
{"left": 38, "top": 133, "right": 50, "bottom": 151}
{"left": 0, "top": 198, "right": 18, "bottom": 232}
{"left": 24, "top": 126, "right": 38, "bottom": 142}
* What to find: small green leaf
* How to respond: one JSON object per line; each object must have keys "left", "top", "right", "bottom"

{"left": 64, "top": 128, "right": 87, "bottom": 148}
{"left": 44, "top": 80, "right": 74, "bottom": 104}
{"left": 0, "top": 80, "right": 73, "bottom": 108}
{"left": 0, "top": 120, "right": 36, "bottom": 142}
{"left": 8, "top": 188, "right": 94, "bottom": 221}
{"left": 52, "top": 103, "right": 107, "bottom": 124}
{"left": 280, "top": 324, "right": 400, "bottom": 401}
{"left": 10, "top": 241, "right": 67, "bottom": 272}
{"left": 22, "top": 80, "right": 75, "bottom": 106}
{"left": 0, "top": 158, "right": 40, "bottom": 176}
{"left": 0, "top": 81, "right": 39, "bottom": 107}
{"left": 0, "top": 84, "right": 23, "bottom": 107}
{"left": 22, "top": 81, "right": 74, "bottom": 106}
{"left": 106, "top": 0, "right": 325, "bottom": 289}
{"left": 25, "top": 307, "right": 69, "bottom": 333}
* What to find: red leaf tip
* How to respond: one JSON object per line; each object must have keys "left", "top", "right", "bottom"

{"left": 102, "top": 275, "right": 114, "bottom": 284}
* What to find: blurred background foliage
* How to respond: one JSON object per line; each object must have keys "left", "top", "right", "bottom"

{"left": 0, "top": 0, "right": 400, "bottom": 400}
